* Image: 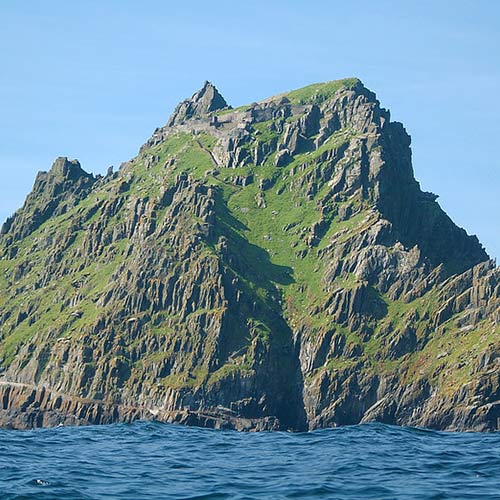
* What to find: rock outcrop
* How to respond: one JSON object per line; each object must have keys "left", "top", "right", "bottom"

{"left": 167, "top": 81, "right": 230, "bottom": 127}
{"left": 0, "top": 78, "right": 498, "bottom": 431}
{"left": 1, "top": 157, "right": 96, "bottom": 243}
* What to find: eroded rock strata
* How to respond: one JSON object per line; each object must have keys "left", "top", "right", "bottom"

{"left": 1, "top": 79, "right": 499, "bottom": 431}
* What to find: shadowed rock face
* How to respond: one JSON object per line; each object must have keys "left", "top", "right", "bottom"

{"left": 0, "top": 78, "right": 498, "bottom": 432}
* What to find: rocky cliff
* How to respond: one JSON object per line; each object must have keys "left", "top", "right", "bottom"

{"left": 1, "top": 79, "right": 499, "bottom": 431}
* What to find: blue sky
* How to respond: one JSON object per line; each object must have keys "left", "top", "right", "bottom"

{"left": 1, "top": 0, "right": 499, "bottom": 258}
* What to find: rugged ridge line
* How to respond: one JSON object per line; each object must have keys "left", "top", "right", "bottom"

{"left": 0, "top": 79, "right": 498, "bottom": 431}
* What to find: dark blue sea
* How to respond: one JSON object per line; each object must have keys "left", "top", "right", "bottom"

{"left": 1, "top": 422, "right": 499, "bottom": 499}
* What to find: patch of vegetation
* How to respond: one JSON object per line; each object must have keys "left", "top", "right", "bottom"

{"left": 207, "top": 363, "right": 253, "bottom": 386}
{"left": 285, "top": 78, "right": 360, "bottom": 105}
{"left": 161, "top": 367, "right": 209, "bottom": 390}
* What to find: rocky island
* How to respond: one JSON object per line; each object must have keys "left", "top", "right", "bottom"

{"left": 0, "top": 79, "right": 498, "bottom": 431}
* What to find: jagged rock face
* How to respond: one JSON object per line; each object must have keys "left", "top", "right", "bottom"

{"left": 0, "top": 78, "right": 498, "bottom": 431}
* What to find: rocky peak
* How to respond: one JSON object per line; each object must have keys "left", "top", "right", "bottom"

{"left": 0, "top": 157, "right": 95, "bottom": 242}
{"left": 167, "top": 81, "right": 230, "bottom": 126}
{"left": 30, "top": 157, "right": 94, "bottom": 195}
{"left": 48, "top": 157, "right": 92, "bottom": 182}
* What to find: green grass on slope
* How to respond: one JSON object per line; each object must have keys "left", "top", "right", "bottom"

{"left": 285, "top": 78, "right": 360, "bottom": 105}
{"left": 213, "top": 78, "right": 361, "bottom": 111}
{"left": 404, "top": 319, "right": 500, "bottom": 396}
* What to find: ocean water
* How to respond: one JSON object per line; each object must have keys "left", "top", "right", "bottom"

{"left": 1, "top": 422, "right": 499, "bottom": 499}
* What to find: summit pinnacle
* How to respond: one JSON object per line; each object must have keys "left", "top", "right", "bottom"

{"left": 167, "top": 81, "right": 230, "bottom": 126}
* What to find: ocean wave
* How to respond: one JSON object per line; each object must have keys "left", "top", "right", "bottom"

{"left": 1, "top": 422, "right": 499, "bottom": 499}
